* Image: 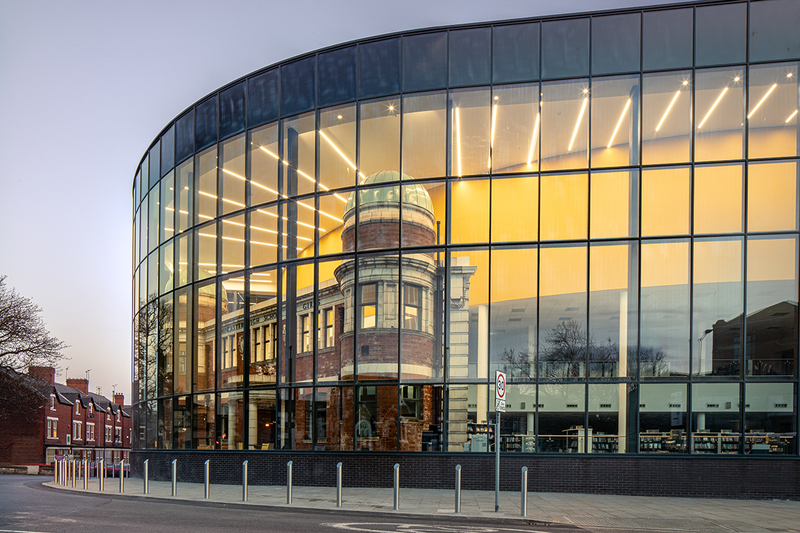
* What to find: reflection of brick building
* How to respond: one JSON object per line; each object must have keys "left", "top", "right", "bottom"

{"left": 711, "top": 301, "right": 798, "bottom": 377}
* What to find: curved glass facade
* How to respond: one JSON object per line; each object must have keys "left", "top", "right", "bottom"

{"left": 133, "top": 0, "right": 800, "bottom": 457}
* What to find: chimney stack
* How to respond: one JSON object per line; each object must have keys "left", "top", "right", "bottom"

{"left": 66, "top": 378, "right": 89, "bottom": 394}
{"left": 114, "top": 393, "right": 124, "bottom": 406}
{"left": 28, "top": 366, "right": 55, "bottom": 385}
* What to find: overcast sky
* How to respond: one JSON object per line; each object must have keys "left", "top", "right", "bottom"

{"left": 0, "top": 0, "right": 680, "bottom": 401}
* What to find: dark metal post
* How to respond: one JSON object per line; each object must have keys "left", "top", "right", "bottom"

{"left": 99, "top": 459, "right": 104, "bottom": 492}
{"left": 143, "top": 459, "right": 149, "bottom": 494}
{"left": 242, "top": 461, "right": 248, "bottom": 502}
{"left": 495, "top": 412, "right": 500, "bottom": 512}
{"left": 119, "top": 460, "right": 125, "bottom": 493}
{"left": 521, "top": 466, "right": 528, "bottom": 517}
{"left": 287, "top": 461, "right": 293, "bottom": 504}
{"left": 336, "top": 462, "right": 342, "bottom": 507}
{"left": 203, "top": 460, "right": 210, "bottom": 499}
{"left": 83, "top": 460, "right": 88, "bottom": 490}
{"left": 455, "top": 464, "right": 462, "bottom": 513}
{"left": 393, "top": 463, "right": 400, "bottom": 510}
{"left": 171, "top": 459, "right": 177, "bottom": 496}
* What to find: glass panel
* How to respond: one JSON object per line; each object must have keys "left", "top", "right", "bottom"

{"left": 288, "top": 262, "right": 315, "bottom": 385}
{"left": 490, "top": 247, "right": 537, "bottom": 379}
{"left": 314, "top": 387, "right": 354, "bottom": 450}
{"left": 249, "top": 389, "right": 276, "bottom": 450}
{"left": 220, "top": 214, "right": 244, "bottom": 274}
{"left": 221, "top": 274, "right": 245, "bottom": 390}
{"left": 319, "top": 103, "right": 357, "bottom": 190}
{"left": 360, "top": 97, "right": 400, "bottom": 177}
{"left": 695, "top": 3, "right": 746, "bottom": 67}
{"left": 176, "top": 232, "right": 192, "bottom": 288}
{"left": 746, "top": 236, "right": 798, "bottom": 378}
{"left": 218, "top": 392, "right": 243, "bottom": 450}
{"left": 139, "top": 199, "right": 147, "bottom": 267}
{"left": 491, "top": 176, "right": 537, "bottom": 243}
{"left": 539, "top": 245, "right": 587, "bottom": 379}
{"left": 451, "top": 179, "right": 488, "bottom": 244}
{"left": 541, "top": 18, "right": 589, "bottom": 80}
{"left": 748, "top": 62, "right": 799, "bottom": 159}
{"left": 174, "top": 286, "right": 191, "bottom": 394}
{"left": 492, "top": 23, "right": 539, "bottom": 84}
{"left": 642, "top": 71, "right": 691, "bottom": 165}
{"left": 450, "top": 87, "right": 490, "bottom": 177}
{"left": 692, "top": 383, "right": 740, "bottom": 454}
{"left": 356, "top": 385, "right": 397, "bottom": 451}
{"left": 592, "top": 14, "right": 640, "bottom": 76}
{"left": 353, "top": 254, "right": 398, "bottom": 380}
{"left": 745, "top": 383, "right": 796, "bottom": 455}
{"left": 589, "top": 242, "right": 638, "bottom": 379}
{"left": 249, "top": 206, "right": 279, "bottom": 267}
{"left": 695, "top": 68, "right": 745, "bottom": 162}
{"left": 402, "top": 32, "right": 447, "bottom": 93}
{"left": 147, "top": 252, "right": 158, "bottom": 301}
{"left": 148, "top": 191, "right": 159, "bottom": 254}
{"left": 642, "top": 8, "right": 693, "bottom": 71}
{"left": 402, "top": 91, "right": 446, "bottom": 179}
{"left": 144, "top": 300, "right": 158, "bottom": 399}
{"left": 749, "top": 0, "right": 800, "bottom": 63}
{"left": 447, "top": 384, "right": 486, "bottom": 452}
{"left": 641, "top": 167, "right": 690, "bottom": 237}
{"left": 282, "top": 112, "right": 316, "bottom": 197}
{"left": 219, "top": 134, "right": 245, "bottom": 216}
{"left": 280, "top": 198, "right": 316, "bottom": 259}
{"left": 149, "top": 141, "right": 160, "bottom": 191}
{"left": 281, "top": 57, "right": 316, "bottom": 116}
{"left": 176, "top": 160, "right": 193, "bottom": 234}
{"left": 399, "top": 385, "right": 444, "bottom": 451}
{"left": 192, "top": 393, "right": 215, "bottom": 449}
{"left": 491, "top": 84, "right": 539, "bottom": 174}
{"left": 640, "top": 240, "right": 689, "bottom": 377}
{"left": 540, "top": 173, "right": 588, "bottom": 240}
{"left": 195, "top": 146, "right": 217, "bottom": 223}
{"left": 159, "top": 241, "right": 173, "bottom": 295}
{"left": 589, "top": 383, "right": 635, "bottom": 453}
{"left": 449, "top": 28, "right": 491, "bottom": 87}
{"left": 748, "top": 161, "right": 798, "bottom": 232}
{"left": 591, "top": 75, "right": 639, "bottom": 168}
{"left": 487, "top": 383, "right": 536, "bottom": 452}
{"left": 694, "top": 163, "right": 743, "bottom": 234}
{"left": 173, "top": 396, "right": 190, "bottom": 449}
{"left": 317, "top": 258, "right": 343, "bottom": 381}
{"left": 448, "top": 248, "right": 488, "bottom": 380}
{"left": 194, "top": 280, "right": 216, "bottom": 393}
{"left": 401, "top": 250, "right": 442, "bottom": 381}
{"left": 590, "top": 170, "right": 638, "bottom": 239}
{"left": 196, "top": 222, "right": 216, "bottom": 280}
{"left": 248, "top": 267, "right": 277, "bottom": 387}
{"left": 219, "top": 82, "right": 245, "bottom": 139}
{"left": 175, "top": 111, "right": 194, "bottom": 164}
{"left": 248, "top": 69, "right": 279, "bottom": 128}
{"left": 537, "top": 384, "right": 586, "bottom": 452}
{"left": 195, "top": 97, "right": 217, "bottom": 150}
{"left": 249, "top": 122, "right": 279, "bottom": 206}
{"left": 161, "top": 125, "right": 175, "bottom": 176}
{"left": 692, "top": 237, "right": 743, "bottom": 377}
{"left": 639, "top": 383, "right": 687, "bottom": 453}
{"left": 146, "top": 400, "right": 157, "bottom": 449}
{"left": 541, "top": 79, "right": 589, "bottom": 171}
{"left": 358, "top": 38, "right": 401, "bottom": 99}
{"left": 160, "top": 171, "right": 174, "bottom": 244}
{"left": 318, "top": 191, "right": 347, "bottom": 256}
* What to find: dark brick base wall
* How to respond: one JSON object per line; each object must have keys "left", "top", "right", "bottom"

{"left": 131, "top": 451, "right": 800, "bottom": 500}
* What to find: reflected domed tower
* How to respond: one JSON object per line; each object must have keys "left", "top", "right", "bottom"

{"left": 335, "top": 171, "right": 439, "bottom": 380}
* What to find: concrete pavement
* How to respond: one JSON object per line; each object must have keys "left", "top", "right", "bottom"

{"left": 44, "top": 476, "right": 800, "bottom": 532}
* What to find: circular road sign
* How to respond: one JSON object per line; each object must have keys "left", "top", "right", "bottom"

{"left": 496, "top": 371, "right": 506, "bottom": 399}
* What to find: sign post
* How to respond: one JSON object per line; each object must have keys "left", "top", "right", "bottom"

{"left": 494, "top": 370, "right": 506, "bottom": 512}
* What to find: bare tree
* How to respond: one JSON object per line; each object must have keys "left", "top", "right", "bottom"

{"left": 0, "top": 275, "right": 67, "bottom": 422}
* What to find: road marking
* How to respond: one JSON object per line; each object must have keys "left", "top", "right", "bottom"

{"left": 324, "top": 523, "right": 546, "bottom": 533}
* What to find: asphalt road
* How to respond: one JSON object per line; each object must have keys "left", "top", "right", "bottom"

{"left": 0, "top": 475, "right": 577, "bottom": 533}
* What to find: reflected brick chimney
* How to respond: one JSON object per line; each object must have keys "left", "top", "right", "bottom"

{"left": 114, "top": 393, "right": 124, "bottom": 406}
{"left": 28, "top": 366, "right": 55, "bottom": 385}
{"left": 66, "top": 378, "right": 89, "bottom": 394}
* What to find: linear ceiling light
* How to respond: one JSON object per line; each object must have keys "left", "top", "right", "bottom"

{"left": 259, "top": 146, "right": 348, "bottom": 203}
{"left": 785, "top": 110, "right": 798, "bottom": 123}
{"left": 489, "top": 103, "right": 497, "bottom": 169}
{"left": 698, "top": 87, "right": 728, "bottom": 129}
{"left": 607, "top": 98, "right": 631, "bottom": 149}
{"left": 568, "top": 97, "right": 588, "bottom": 152}
{"left": 455, "top": 107, "right": 462, "bottom": 177}
{"left": 655, "top": 86, "right": 684, "bottom": 132}
{"left": 527, "top": 112, "right": 540, "bottom": 166}
{"left": 747, "top": 83, "right": 777, "bottom": 119}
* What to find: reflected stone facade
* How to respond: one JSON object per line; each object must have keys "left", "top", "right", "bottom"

{"left": 132, "top": 0, "right": 800, "bottom": 498}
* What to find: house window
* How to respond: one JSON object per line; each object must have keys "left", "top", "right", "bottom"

{"left": 400, "top": 385, "right": 422, "bottom": 418}
{"left": 73, "top": 421, "right": 82, "bottom": 441}
{"left": 360, "top": 283, "right": 377, "bottom": 329}
{"left": 223, "top": 336, "right": 232, "bottom": 368}
{"left": 253, "top": 327, "right": 263, "bottom": 362}
{"left": 87, "top": 423, "right": 95, "bottom": 441}
{"left": 115, "top": 427, "right": 122, "bottom": 444}
{"left": 301, "top": 315, "right": 311, "bottom": 352}
{"left": 105, "top": 425, "right": 112, "bottom": 442}
{"left": 49, "top": 395, "right": 56, "bottom": 410}
{"left": 75, "top": 403, "right": 80, "bottom": 415}
{"left": 116, "top": 411, "right": 120, "bottom": 423}
{"left": 404, "top": 284, "right": 422, "bottom": 330}
{"left": 89, "top": 403, "right": 93, "bottom": 416}
{"left": 46, "top": 418, "right": 58, "bottom": 439}
{"left": 325, "top": 308, "right": 334, "bottom": 348}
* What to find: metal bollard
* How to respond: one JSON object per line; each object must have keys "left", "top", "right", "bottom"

{"left": 83, "top": 460, "right": 88, "bottom": 490}
{"left": 143, "top": 459, "right": 149, "bottom": 494}
{"left": 520, "top": 466, "right": 528, "bottom": 517}
{"left": 99, "top": 459, "right": 104, "bottom": 492}
{"left": 119, "top": 460, "right": 125, "bottom": 493}
{"left": 171, "top": 459, "right": 177, "bottom": 496}
{"left": 203, "top": 460, "right": 210, "bottom": 499}
{"left": 286, "top": 461, "right": 293, "bottom": 504}
{"left": 393, "top": 463, "right": 400, "bottom": 511}
{"left": 53, "top": 460, "right": 58, "bottom": 484}
{"left": 455, "top": 464, "right": 462, "bottom": 513}
{"left": 336, "top": 462, "right": 342, "bottom": 507}
{"left": 72, "top": 460, "right": 76, "bottom": 488}
{"left": 242, "top": 461, "right": 248, "bottom": 502}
